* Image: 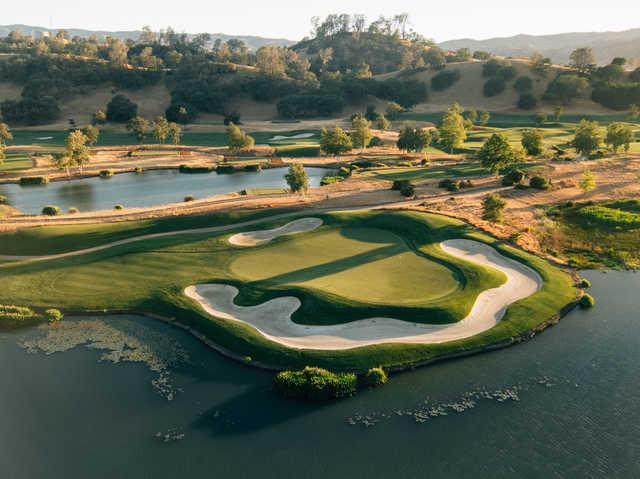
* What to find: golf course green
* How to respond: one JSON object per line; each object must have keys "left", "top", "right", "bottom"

{"left": 0, "top": 209, "right": 577, "bottom": 370}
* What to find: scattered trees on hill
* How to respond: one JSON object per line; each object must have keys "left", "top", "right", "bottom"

{"left": 126, "top": 116, "right": 149, "bottom": 144}
{"left": 320, "top": 127, "right": 352, "bottom": 155}
{"left": 605, "top": 122, "right": 634, "bottom": 153}
{"left": 107, "top": 95, "right": 138, "bottom": 122}
{"left": 225, "top": 123, "right": 255, "bottom": 150}
{"left": 544, "top": 75, "right": 589, "bottom": 105}
{"left": 521, "top": 129, "right": 544, "bottom": 156}
{"left": 569, "top": 48, "right": 595, "bottom": 74}
{"left": 438, "top": 103, "right": 467, "bottom": 152}
{"left": 478, "top": 133, "right": 519, "bottom": 172}
{"left": 572, "top": 120, "right": 602, "bottom": 157}
{"left": 397, "top": 126, "right": 432, "bottom": 152}
{"left": 285, "top": 163, "right": 309, "bottom": 194}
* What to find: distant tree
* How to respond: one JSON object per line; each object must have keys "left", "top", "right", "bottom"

{"left": 0, "top": 122, "right": 12, "bottom": 147}
{"left": 126, "top": 116, "right": 150, "bottom": 144}
{"left": 530, "top": 52, "right": 551, "bottom": 76}
{"left": 479, "top": 111, "right": 491, "bottom": 126}
{"left": 514, "top": 76, "right": 533, "bottom": 93}
{"left": 397, "top": 126, "right": 432, "bottom": 152}
{"left": 64, "top": 130, "right": 90, "bottom": 174}
{"left": 629, "top": 104, "right": 640, "bottom": 121}
{"left": 544, "top": 75, "right": 589, "bottom": 105}
{"left": 225, "top": 123, "right": 255, "bottom": 150}
{"left": 478, "top": 133, "right": 518, "bottom": 172}
{"left": 319, "top": 127, "right": 352, "bottom": 155}
{"left": 375, "top": 114, "right": 391, "bottom": 131}
{"left": 579, "top": 170, "right": 597, "bottom": 192}
{"left": 605, "top": 122, "right": 634, "bottom": 153}
{"left": 167, "top": 122, "right": 182, "bottom": 145}
{"left": 484, "top": 77, "right": 506, "bottom": 97}
{"left": 521, "top": 129, "right": 544, "bottom": 156}
{"left": 572, "top": 120, "right": 602, "bottom": 157}
{"left": 91, "top": 109, "right": 107, "bottom": 125}
{"left": 107, "top": 39, "right": 129, "bottom": 66}
{"left": 385, "top": 102, "right": 404, "bottom": 120}
{"left": 438, "top": 103, "right": 467, "bottom": 152}
{"left": 351, "top": 116, "right": 373, "bottom": 150}
{"left": 106, "top": 95, "right": 137, "bottom": 123}
{"left": 364, "top": 105, "right": 378, "bottom": 121}
{"left": 285, "top": 163, "right": 309, "bottom": 193}
{"left": 473, "top": 51, "right": 492, "bottom": 61}
{"left": 482, "top": 194, "right": 507, "bottom": 223}
{"left": 423, "top": 48, "right": 446, "bottom": 70}
{"left": 518, "top": 93, "right": 538, "bottom": 110}
{"left": 80, "top": 125, "right": 99, "bottom": 146}
{"left": 166, "top": 103, "right": 195, "bottom": 124}
{"left": 152, "top": 116, "right": 169, "bottom": 144}
{"left": 534, "top": 112, "right": 548, "bottom": 127}
{"left": 569, "top": 47, "right": 595, "bottom": 73}
{"left": 553, "top": 106, "right": 564, "bottom": 122}
{"left": 611, "top": 57, "right": 627, "bottom": 67}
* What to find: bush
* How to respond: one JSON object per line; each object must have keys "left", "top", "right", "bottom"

{"left": 134, "top": 166, "right": 143, "bottom": 173}
{"left": 41, "top": 205, "right": 61, "bottom": 216}
{"left": 391, "top": 179, "right": 410, "bottom": 191}
{"left": 114, "top": 204, "right": 124, "bottom": 210}
{"left": 19, "top": 176, "right": 49, "bottom": 185}
{"left": 274, "top": 367, "right": 357, "bottom": 400}
{"left": 179, "top": 164, "right": 213, "bottom": 173}
{"left": 438, "top": 178, "right": 460, "bottom": 191}
{"left": 363, "top": 367, "right": 388, "bottom": 387}
{"left": 243, "top": 164, "right": 262, "bottom": 172}
{"left": 430, "top": 69, "right": 461, "bottom": 91}
{"left": 106, "top": 94, "right": 138, "bottom": 122}
{"left": 320, "top": 175, "right": 343, "bottom": 186}
{"left": 484, "top": 77, "right": 506, "bottom": 97}
{"left": 400, "top": 182, "right": 416, "bottom": 197}
{"left": 502, "top": 169, "right": 526, "bottom": 186}
{"left": 577, "top": 278, "right": 592, "bottom": 289}
{"left": 529, "top": 176, "right": 551, "bottom": 190}
{"left": 514, "top": 76, "right": 534, "bottom": 93}
{"left": 0, "top": 304, "right": 38, "bottom": 323}
{"left": 580, "top": 294, "right": 595, "bottom": 308}
{"left": 369, "top": 136, "right": 383, "bottom": 147}
{"left": 99, "top": 170, "right": 114, "bottom": 178}
{"left": 44, "top": 309, "right": 63, "bottom": 322}
{"left": 518, "top": 93, "right": 538, "bottom": 110}
{"left": 184, "top": 195, "right": 195, "bottom": 202}
{"left": 216, "top": 164, "right": 236, "bottom": 174}
{"left": 68, "top": 207, "right": 79, "bottom": 214}
{"left": 0, "top": 195, "right": 7, "bottom": 204}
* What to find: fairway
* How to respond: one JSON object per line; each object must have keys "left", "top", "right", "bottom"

{"left": 231, "top": 227, "right": 460, "bottom": 305}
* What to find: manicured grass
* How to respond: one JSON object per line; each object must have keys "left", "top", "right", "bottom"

{"left": 0, "top": 153, "right": 34, "bottom": 174}
{"left": 359, "top": 162, "right": 487, "bottom": 181}
{"left": 0, "top": 210, "right": 576, "bottom": 371}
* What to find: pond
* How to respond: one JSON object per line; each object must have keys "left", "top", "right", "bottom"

{"left": 1, "top": 270, "right": 638, "bottom": 478}
{"left": 0, "top": 167, "right": 331, "bottom": 214}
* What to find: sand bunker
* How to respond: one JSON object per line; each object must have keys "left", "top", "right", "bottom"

{"left": 269, "top": 133, "right": 315, "bottom": 141}
{"left": 228, "top": 217, "right": 323, "bottom": 247}
{"left": 185, "top": 239, "right": 542, "bottom": 350}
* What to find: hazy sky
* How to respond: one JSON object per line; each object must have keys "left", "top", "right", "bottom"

{"left": 3, "top": 0, "right": 640, "bottom": 41}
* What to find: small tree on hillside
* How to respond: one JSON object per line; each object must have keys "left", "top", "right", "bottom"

{"left": 479, "top": 111, "right": 491, "bottom": 126}
{"left": 320, "top": 127, "right": 352, "bottom": 155}
{"left": 152, "top": 116, "right": 169, "bottom": 144}
{"left": 439, "top": 103, "right": 467, "bottom": 152}
{"left": 605, "top": 122, "right": 634, "bottom": 153}
{"left": 126, "top": 116, "right": 149, "bottom": 144}
{"left": 569, "top": 47, "right": 595, "bottom": 73}
{"left": 106, "top": 95, "right": 137, "bottom": 122}
{"left": 285, "top": 163, "right": 309, "bottom": 194}
{"left": 376, "top": 114, "right": 391, "bottom": 131}
{"left": 167, "top": 122, "right": 182, "bottom": 145}
{"left": 92, "top": 109, "right": 107, "bottom": 125}
{"left": 226, "top": 123, "right": 255, "bottom": 150}
{"left": 351, "top": 115, "right": 372, "bottom": 150}
{"left": 397, "top": 126, "right": 432, "bottom": 153}
{"left": 385, "top": 102, "right": 403, "bottom": 120}
{"left": 478, "top": 133, "right": 518, "bottom": 173}
{"left": 534, "top": 112, "right": 547, "bottom": 127}
{"left": 521, "top": 129, "right": 544, "bottom": 156}
{"left": 579, "top": 170, "right": 597, "bottom": 193}
{"left": 572, "top": 119, "right": 602, "bottom": 157}
{"left": 482, "top": 194, "right": 507, "bottom": 223}
{"left": 81, "top": 125, "right": 100, "bottom": 146}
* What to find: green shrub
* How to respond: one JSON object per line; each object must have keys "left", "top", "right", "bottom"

{"left": 577, "top": 278, "right": 592, "bottom": 289}
{"left": 391, "top": 179, "right": 411, "bottom": 191}
{"left": 438, "top": 178, "right": 460, "bottom": 191}
{"left": 338, "top": 166, "right": 351, "bottom": 177}
{"left": 68, "top": 207, "right": 79, "bottom": 214}
{"left": 363, "top": 367, "right": 388, "bottom": 387}
{"left": 41, "top": 205, "right": 61, "bottom": 216}
{"left": 114, "top": 204, "right": 124, "bottom": 210}
{"left": 368, "top": 136, "right": 383, "bottom": 147}
{"left": 274, "top": 366, "right": 357, "bottom": 400}
{"left": 398, "top": 161, "right": 412, "bottom": 167}
{"left": 576, "top": 205, "right": 640, "bottom": 229}
{"left": 431, "top": 69, "right": 461, "bottom": 91}
{"left": 400, "top": 182, "right": 416, "bottom": 197}
{"left": 20, "top": 176, "right": 49, "bottom": 186}
{"left": 530, "top": 176, "right": 551, "bottom": 190}
{"left": 0, "top": 304, "right": 38, "bottom": 322}
{"left": 580, "top": 294, "right": 595, "bottom": 308}
{"left": 134, "top": 166, "right": 143, "bottom": 173}
{"left": 179, "top": 164, "right": 213, "bottom": 173}
{"left": 502, "top": 169, "right": 526, "bottom": 186}
{"left": 216, "top": 164, "right": 236, "bottom": 174}
{"left": 0, "top": 194, "right": 7, "bottom": 204}
{"left": 44, "top": 309, "right": 63, "bottom": 322}
{"left": 184, "top": 195, "right": 195, "bottom": 202}
{"left": 99, "top": 170, "right": 114, "bottom": 178}
{"left": 320, "top": 175, "right": 343, "bottom": 186}
{"left": 243, "top": 164, "right": 262, "bottom": 172}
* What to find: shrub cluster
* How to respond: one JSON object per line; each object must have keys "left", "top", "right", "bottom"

{"left": 430, "top": 69, "right": 461, "bottom": 91}
{"left": 99, "top": 170, "right": 114, "bottom": 178}
{"left": 274, "top": 367, "right": 357, "bottom": 400}
{"left": 44, "top": 308, "right": 63, "bottom": 322}
{"left": 216, "top": 164, "right": 236, "bottom": 174}
{"left": 502, "top": 169, "right": 526, "bottom": 186}
{"left": 529, "top": 176, "right": 552, "bottom": 190}
{"left": 580, "top": 294, "right": 596, "bottom": 308}
{"left": 20, "top": 176, "right": 49, "bottom": 185}
{"left": 576, "top": 205, "right": 640, "bottom": 229}
{"left": 0, "top": 304, "right": 38, "bottom": 322}
{"left": 363, "top": 367, "right": 388, "bottom": 387}
{"left": 41, "top": 205, "right": 61, "bottom": 216}
{"left": 178, "top": 164, "right": 213, "bottom": 173}
{"left": 438, "top": 178, "right": 474, "bottom": 191}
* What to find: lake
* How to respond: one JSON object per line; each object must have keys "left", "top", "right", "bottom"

{"left": 1, "top": 270, "right": 638, "bottom": 478}
{"left": 0, "top": 167, "right": 331, "bottom": 214}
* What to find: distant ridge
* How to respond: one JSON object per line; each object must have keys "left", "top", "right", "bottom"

{"left": 0, "top": 24, "right": 295, "bottom": 51}
{"left": 439, "top": 28, "right": 640, "bottom": 65}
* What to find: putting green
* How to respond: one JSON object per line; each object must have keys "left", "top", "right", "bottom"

{"left": 231, "top": 227, "right": 460, "bottom": 305}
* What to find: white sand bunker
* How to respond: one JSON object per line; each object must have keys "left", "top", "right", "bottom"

{"left": 269, "top": 133, "right": 315, "bottom": 141}
{"left": 228, "top": 217, "right": 323, "bottom": 247}
{"left": 185, "top": 239, "right": 542, "bottom": 350}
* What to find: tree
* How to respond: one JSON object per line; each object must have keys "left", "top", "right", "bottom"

{"left": 482, "top": 194, "right": 507, "bottom": 222}
{"left": 351, "top": 116, "right": 372, "bottom": 150}
{"left": 553, "top": 106, "right": 564, "bottom": 122}
{"left": 64, "top": 130, "right": 90, "bottom": 174}
{"left": 126, "top": 116, "right": 150, "bottom": 144}
{"left": 572, "top": 120, "right": 602, "bottom": 157}
{"left": 569, "top": 48, "right": 595, "bottom": 73}
{"left": 544, "top": 75, "right": 589, "bottom": 104}
{"left": 397, "top": 126, "right": 432, "bottom": 152}
{"left": 320, "top": 127, "right": 352, "bottom": 155}
{"left": 521, "top": 129, "right": 544, "bottom": 156}
{"left": 385, "top": 102, "right": 404, "bottom": 120}
{"left": 226, "top": 123, "right": 255, "bottom": 150}
{"left": 438, "top": 103, "right": 467, "bottom": 152}
{"left": 152, "top": 116, "right": 169, "bottom": 144}
{"left": 605, "top": 122, "right": 634, "bottom": 153}
{"left": 629, "top": 104, "right": 640, "bottom": 121}
{"left": 464, "top": 109, "right": 478, "bottom": 125}
{"left": 518, "top": 93, "right": 538, "bottom": 110}
{"left": 92, "top": 109, "right": 106, "bottom": 125}
{"left": 106, "top": 95, "right": 137, "bottom": 122}
{"left": 364, "top": 105, "right": 378, "bottom": 121}
{"left": 534, "top": 112, "right": 547, "bottom": 127}
{"left": 80, "top": 125, "right": 99, "bottom": 146}
{"left": 0, "top": 122, "right": 12, "bottom": 147}
{"left": 375, "top": 114, "right": 391, "bottom": 131}
{"left": 579, "top": 170, "right": 597, "bottom": 193}
{"left": 167, "top": 122, "right": 182, "bottom": 145}
{"left": 478, "top": 133, "right": 518, "bottom": 172}
{"left": 285, "top": 163, "right": 309, "bottom": 193}
{"left": 479, "top": 111, "right": 491, "bottom": 126}
{"left": 514, "top": 76, "right": 533, "bottom": 93}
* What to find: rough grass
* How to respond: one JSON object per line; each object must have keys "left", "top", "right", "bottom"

{"left": 0, "top": 210, "right": 576, "bottom": 371}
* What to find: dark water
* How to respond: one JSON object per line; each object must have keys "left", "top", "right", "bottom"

{"left": 1, "top": 270, "right": 639, "bottom": 479}
{"left": 0, "top": 167, "right": 330, "bottom": 214}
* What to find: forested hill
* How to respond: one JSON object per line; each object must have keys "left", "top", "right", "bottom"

{"left": 439, "top": 29, "right": 640, "bottom": 65}
{"left": 0, "top": 24, "right": 295, "bottom": 51}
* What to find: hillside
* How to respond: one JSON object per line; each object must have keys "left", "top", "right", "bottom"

{"left": 0, "top": 24, "right": 295, "bottom": 51}
{"left": 439, "top": 29, "right": 640, "bottom": 66}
